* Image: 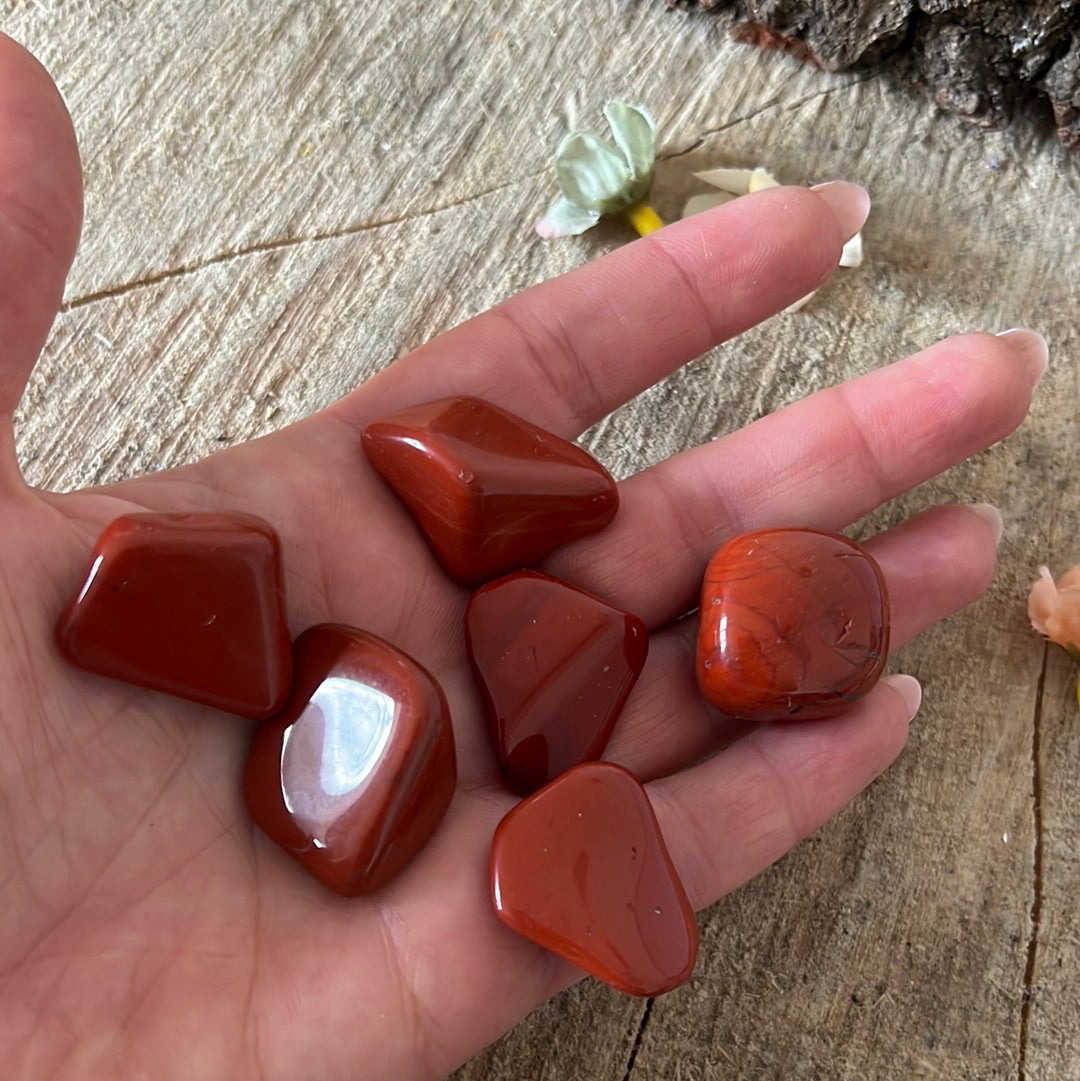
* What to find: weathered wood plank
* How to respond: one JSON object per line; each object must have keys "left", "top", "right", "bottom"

{"left": 5, "top": 1, "right": 1079, "bottom": 1078}
{"left": 1024, "top": 494, "right": 1080, "bottom": 1076}
{"left": 1023, "top": 647, "right": 1080, "bottom": 1080}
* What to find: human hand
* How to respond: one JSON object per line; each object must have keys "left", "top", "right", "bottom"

{"left": 0, "top": 33, "right": 1043, "bottom": 1081}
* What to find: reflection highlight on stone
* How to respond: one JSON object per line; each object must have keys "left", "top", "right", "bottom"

{"left": 244, "top": 624, "right": 456, "bottom": 895}
{"left": 280, "top": 677, "right": 397, "bottom": 842}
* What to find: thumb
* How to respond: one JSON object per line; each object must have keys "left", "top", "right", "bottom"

{"left": 0, "top": 33, "right": 83, "bottom": 428}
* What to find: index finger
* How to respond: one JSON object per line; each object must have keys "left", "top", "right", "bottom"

{"left": 329, "top": 183, "right": 869, "bottom": 438}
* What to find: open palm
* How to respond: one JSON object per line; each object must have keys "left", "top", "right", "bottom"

{"left": 0, "top": 34, "right": 1042, "bottom": 1081}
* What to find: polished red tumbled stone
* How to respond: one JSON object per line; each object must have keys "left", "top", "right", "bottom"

{"left": 491, "top": 761, "right": 697, "bottom": 996}
{"left": 696, "top": 528, "right": 889, "bottom": 722}
{"left": 56, "top": 512, "right": 291, "bottom": 719}
{"left": 465, "top": 570, "right": 648, "bottom": 794}
{"left": 362, "top": 397, "right": 618, "bottom": 586}
{"left": 243, "top": 624, "right": 456, "bottom": 896}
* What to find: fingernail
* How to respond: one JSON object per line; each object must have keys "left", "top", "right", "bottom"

{"left": 884, "top": 674, "right": 922, "bottom": 721}
{"left": 967, "top": 503, "right": 1004, "bottom": 547}
{"left": 995, "top": 328, "right": 1048, "bottom": 386}
{"left": 810, "top": 181, "right": 871, "bottom": 240}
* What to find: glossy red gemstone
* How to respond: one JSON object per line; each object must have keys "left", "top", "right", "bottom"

{"left": 362, "top": 397, "right": 618, "bottom": 586}
{"left": 696, "top": 528, "right": 889, "bottom": 722}
{"left": 466, "top": 571, "right": 648, "bottom": 794}
{"left": 243, "top": 624, "right": 456, "bottom": 896}
{"left": 56, "top": 512, "right": 291, "bottom": 719}
{"left": 491, "top": 762, "right": 697, "bottom": 996}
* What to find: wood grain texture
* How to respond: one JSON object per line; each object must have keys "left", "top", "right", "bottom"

{"left": 5, "top": 0, "right": 1080, "bottom": 1078}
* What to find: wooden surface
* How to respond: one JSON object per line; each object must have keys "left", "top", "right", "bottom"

{"left": 7, "top": 1, "right": 1080, "bottom": 1078}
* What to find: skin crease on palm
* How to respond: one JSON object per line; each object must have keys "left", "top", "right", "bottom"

{"left": 0, "top": 31, "right": 1047, "bottom": 1081}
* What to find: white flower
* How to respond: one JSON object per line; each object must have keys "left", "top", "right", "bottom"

{"left": 537, "top": 102, "right": 658, "bottom": 239}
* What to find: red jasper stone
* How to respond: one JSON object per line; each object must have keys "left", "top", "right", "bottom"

{"left": 56, "top": 512, "right": 291, "bottom": 719}
{"left": 491, "top": 762, "right": 698, "bottom": 996}
{"left": 362, "top": 397, "right": 618, "bottom": 586}
{"left": 243, "top": 624, "right": 456, "bottom": 896}
{"left": 696, "top": 528, "right": 889, "bottom": 722}
{"left": 465, "top": 571, "right": 648, "bottom": 794}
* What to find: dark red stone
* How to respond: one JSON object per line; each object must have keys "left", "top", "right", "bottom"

{"left": 362, "top": 397, "right": 618, "bottom": 586}
{"left": 243, "top": 624, "right": 456, "bottom": 896}
{"left": 465, "top": 571, "right": 648, "bottom": 794}
{"left": 491, "top": 762, "right": 698, "bottom": 996}
{"left": 696, "top": 528, "right": 889, "bottom": 722}
{"left": 56, "top": 512, "right": 291, "bottom": 719}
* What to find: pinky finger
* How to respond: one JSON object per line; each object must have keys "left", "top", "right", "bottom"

{"left": 649, "top": 674, "right": 921, "bottom": 912}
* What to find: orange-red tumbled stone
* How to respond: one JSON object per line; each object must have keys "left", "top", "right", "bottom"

{"left": 466, "top": 571, "right": 648, "bottom": 794}
{"left": 362, "top": 397, "right": 618, "bottom": 586}
{"left": 696, "top": 528, "right": 889, "bottom": 722}
{"left": 244, "top": 624, "right": 456, "bottom": 896}
{"left": 490, "top": 762, "right": 698, "bottom": 996}
{"left": 56, "top": 512, "right": 291, "bottom": 719}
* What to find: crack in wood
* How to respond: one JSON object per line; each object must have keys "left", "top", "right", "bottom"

{"left": 663, "top": 71, "right": 878, "bottom": 161}
{"left": 1018, "top": 644, "right": 1047, "bottom": 1081}
{"left": 59, "top": 173, "right": 536, "bottom": 313}
{"left": 60, "top": 74, "right": 878, "bottom": 317}
{"left": 621, "top": 997, "right": 655, "bottom": 1080}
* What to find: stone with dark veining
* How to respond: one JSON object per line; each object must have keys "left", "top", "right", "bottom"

{"left": 696, "top": 527, "right": 889, "bottom": 722}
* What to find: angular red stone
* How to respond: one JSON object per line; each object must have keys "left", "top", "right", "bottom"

{"left": 56, "top": 512, "right": 291, "bottom": 719}
{"left": 243, "top": 624, "right": 456, "bottom": 896}
{"left": 362, "top": 397, "right": 618, "bottom": 586}
{"left": 696, "top": 528, "right": 889, "bottom": 722}
{"left": 465, "top": 571, "right": 648, "bottom": 794}
{"left": 491, "top": 762, "right": 698, "bottom": 996}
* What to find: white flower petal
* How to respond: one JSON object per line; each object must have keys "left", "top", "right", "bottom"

{"left": 693, "top": 167, "right": 756, "bottom": 194}
{"left": 603, "top": 101, "right": 656, "bottom": 183}
{"left": 839, "top": 231, "right": 864, "bottom": 267}
{"left": 682, "top": 191, "right": 736, "bottom": 217}
{"left": 554, "top": 131, "right": 632, "bottom": 213}
{"left": 536, "top": 196, "right": 601, "bottom": 238}
{"left": 694, "top": 165, "right": 781, "bottom": 195}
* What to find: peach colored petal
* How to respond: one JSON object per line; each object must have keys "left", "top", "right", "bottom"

{"left": 1028, "top": 566, "right": 1058, "bottom": 636}
{"left": 1029, "top": 564, "right": 1080, "bottom": 650}
{"left": 1048, "top": 586, "right": 1080, "bottom": 650}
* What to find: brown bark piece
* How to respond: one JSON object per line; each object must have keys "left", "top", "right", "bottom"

{"left": 1042, "top": 28, "right": 1080, "bottom": 149}
{"left": 690, "top": 0, "right": 1080, "bottom": 147}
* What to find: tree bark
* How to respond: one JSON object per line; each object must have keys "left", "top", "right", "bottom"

{"left": 687, "top": 1, "right": 1080, "bottom": 149}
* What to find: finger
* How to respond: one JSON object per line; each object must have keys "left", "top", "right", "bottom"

{"left": 546, "top": 330, "right": 1044, "bottom": 625}
{"left": 0, "top": 34, "right": 83, "bottom": 418}
{"left": 602, "top": 503, "right": 999, "bottom": 783}
{"left": 87, "top": 184, "right": 863, "bottom": 620}
{"left": 325, "top": 183, "right": 869, "bottom": 437}
{"left": 648, "top": 672, "right": 920, "bottom": 911}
